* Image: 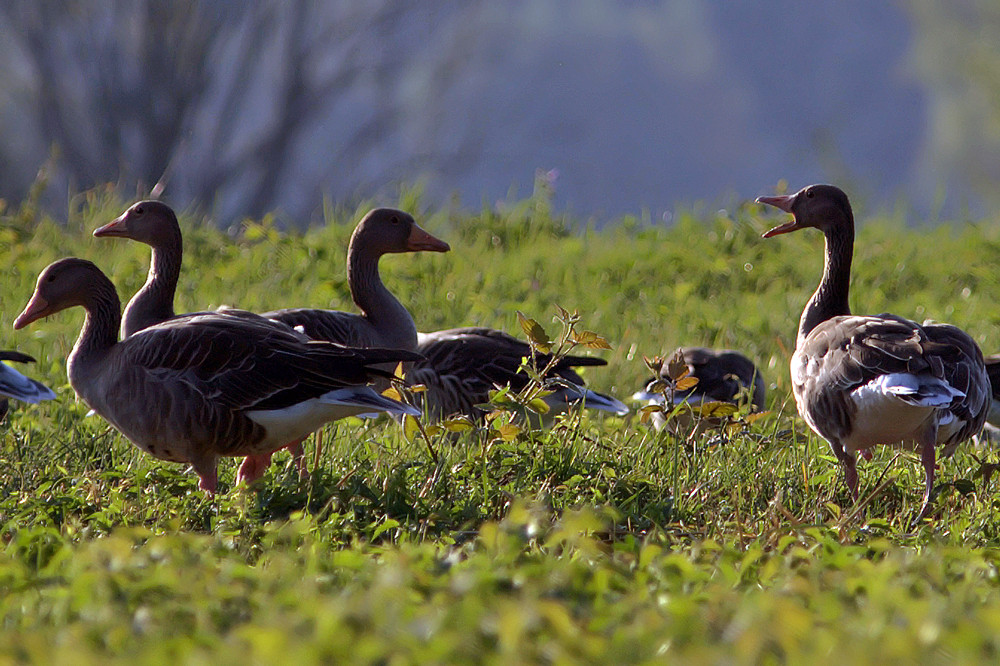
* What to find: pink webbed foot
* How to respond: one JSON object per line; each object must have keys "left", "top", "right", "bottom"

{"left": 859, "top": 448, "right": 873, "bottom": 462}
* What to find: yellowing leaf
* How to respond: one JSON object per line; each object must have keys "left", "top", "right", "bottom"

{"left": 646, "top": 379, "right": 668, "bottom": 394}
{"left": 744, "top": 411, "right": 771, "bottom": 424}
{"left": 424, "top": 425, "right": 443, "bottom": 437}
{"left": 643, "top": 355, "right": 664, "bottom": 374}
{"left": 443, "top": 416, "right": 475, "bottom": 432}
{"left": 382, "top": 386, "right": 402, "bottom": 402}
{"left": 393, "top": 362, "right": 406, "bottom": 380}
{"left": 696, "top": 402, "right": 738, "bottom": 418}
{"left": 574, "top": 330, "right": 613, "bottom": 350}
{"left": 639, "top": 404, "right": 663, "bottom": 424}
{"left": 408, "top": 383, "right": 428, "bottom": 394}
{"left": 675, "top": 376, "right": 699, "bottom": 391}
{"left": 666, "top": 350, "right": 690, "bottom": 381}
{"left": 402, "top": 414, "right": 420, "bottom": 443}
{"left": 495, "top": 423, "right": 521, "bottom": 441}
{"left": 516, "top": 311, "right": 551, "bottom": 352}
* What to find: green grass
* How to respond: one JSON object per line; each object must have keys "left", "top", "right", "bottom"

{"left": 3, "top": 183, "right": 1000, "bottom": 662}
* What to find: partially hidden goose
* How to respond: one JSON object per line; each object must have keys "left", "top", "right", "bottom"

{"left": 93, "top": 201, "right": 186, "bottom": 338}
{"left": 758, "top": 184, "right": 989, "bottom": 516}
{"left": 0, "top": 350, "right": 57, "bottom": 421}
{"left": 633, "top": 347, "right": 765, "bottom": 431}
{"left": 410, "top": 327, "right": 628, "bottom": 424}
{"left": 984, "top": 355, "right": 1000, "bottom": 428}
{"left": 94, "top": 200, "right": 315, "bottom": 339}
{"left": 263, "top": 208, "right": 450, "bottom": 366}
{"left": 13, "top": 258, "right": 421, "bottom": 493}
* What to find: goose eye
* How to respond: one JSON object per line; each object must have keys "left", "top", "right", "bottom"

{"left": 134, "top": 205, "right": 145, "bottom": 215}
{"left": 805, "top": 190, "right": 814, "bottom": 199}
{"left": 390, "top": 215, "right": 400, "bottom": 225}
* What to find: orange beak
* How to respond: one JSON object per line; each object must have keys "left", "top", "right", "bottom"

{"left": 13, "top": 293, "right": 52, "bottom": 330}
{"left": 406, "top": 224, "right": 450, "bottom": 252}
{"left": 756, "top": 194, "right": 800, "bottom": 237}
{"left": 93, "top": 211, "right": 130, "bottom": 238}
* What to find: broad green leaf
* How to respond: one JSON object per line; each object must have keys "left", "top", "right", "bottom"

{"left": 528, "top": 398, "right": 550, "bottom": 414}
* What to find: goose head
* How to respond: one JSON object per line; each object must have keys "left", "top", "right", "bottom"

{"left": 14, "top": 258, "right": 107, "bottom": 329}
{"left": 350, "top": 208, "right": 450, "bottom": 256}
{"left": 94, "top": 200, "right": 179, "bottom": 247}
{"left": 757, "top": 184, "right": 853, "bottom": 237}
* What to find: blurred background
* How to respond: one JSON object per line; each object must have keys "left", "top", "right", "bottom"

{"left": 0, "top": 0, "right": 996, "bottom": 226}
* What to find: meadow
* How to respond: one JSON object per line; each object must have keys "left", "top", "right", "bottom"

{"left": 4, "top": 182, "right": 1000, "bottom": 662}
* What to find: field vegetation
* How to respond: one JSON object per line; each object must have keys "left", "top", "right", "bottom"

{"left": 4, "top": 182, "right": 1000, "bottom": 662}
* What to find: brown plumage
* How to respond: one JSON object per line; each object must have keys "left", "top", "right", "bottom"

{"left": 13, "top": 258, "right": 420, "bottom": 493}
{"left": 759, "top": 184, "right": 988, "bottom": 518}
{"left": 94, "top": 200, "right": 334, "bottom": 478}
{"left": 410, "top": 327, "right": 627, "bottom": 423}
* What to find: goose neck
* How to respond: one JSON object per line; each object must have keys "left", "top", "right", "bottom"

{"left": 799, "top": 224, "right": 853, "bottom": 341}
{"left": 122, "top": 232, "right": 181, "bottom": 337}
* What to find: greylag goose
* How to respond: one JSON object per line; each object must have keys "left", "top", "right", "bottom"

{"left": 633, "top": 347, "right": 765, "bottom": 431}
{"left": 263, "top": 208, "right": 450, "bottom": 356}
{"left": 93, "top": 200, "right": 184, "bottom": 338}
{"left": 0, "top": 351, "right": 56, "bottom": 420}
{"left": 758, "top": 184, "right": 988, "bottom": 516}
{"left": 410, "top": 327, "right": 628, "bottom": 424}
{"left": 13, "top": 257, "right": 421, "bottom": 493}
{"left": 94, "top": 200, "right": 337, "bottom": 472}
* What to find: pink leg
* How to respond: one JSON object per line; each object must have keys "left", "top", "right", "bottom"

{"left": 237, "top": 452, "right": 274, "bottom": 486}
{"left": 189, "top": 455, "right": 219, "bottom": 494}
{"left": 844, "top": 454, "right": 859, "bottom": 502}
{"left": 283, "top": 437, "right": 310, "bottom": 479}
{"left": 859, "top": 448, "right": 873, "bottom": 462}
{"left": 198, "top": 472, "right": 218, "bottom": 494}
{"left": 917, "top": 440, "right": 937, "bottom": 521}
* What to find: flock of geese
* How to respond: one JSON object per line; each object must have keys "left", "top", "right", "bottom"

{"left": 3, "top": 183, "right": 1000, "bottom": 518}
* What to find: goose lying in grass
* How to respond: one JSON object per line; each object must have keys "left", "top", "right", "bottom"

{"left": 633, "top": 347, "right": 765, "bottom": 431}
{"left": 0, "top": 350, "right": 56, "bottom": 421}
{"left": 13, "top": 257, "right": 420, "bottom": 493}
{"left": 758, "top": 184, "right": 988, "bottom": 518}
{"left": 410, "top": 327, "right": 628, "bottom": 424}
